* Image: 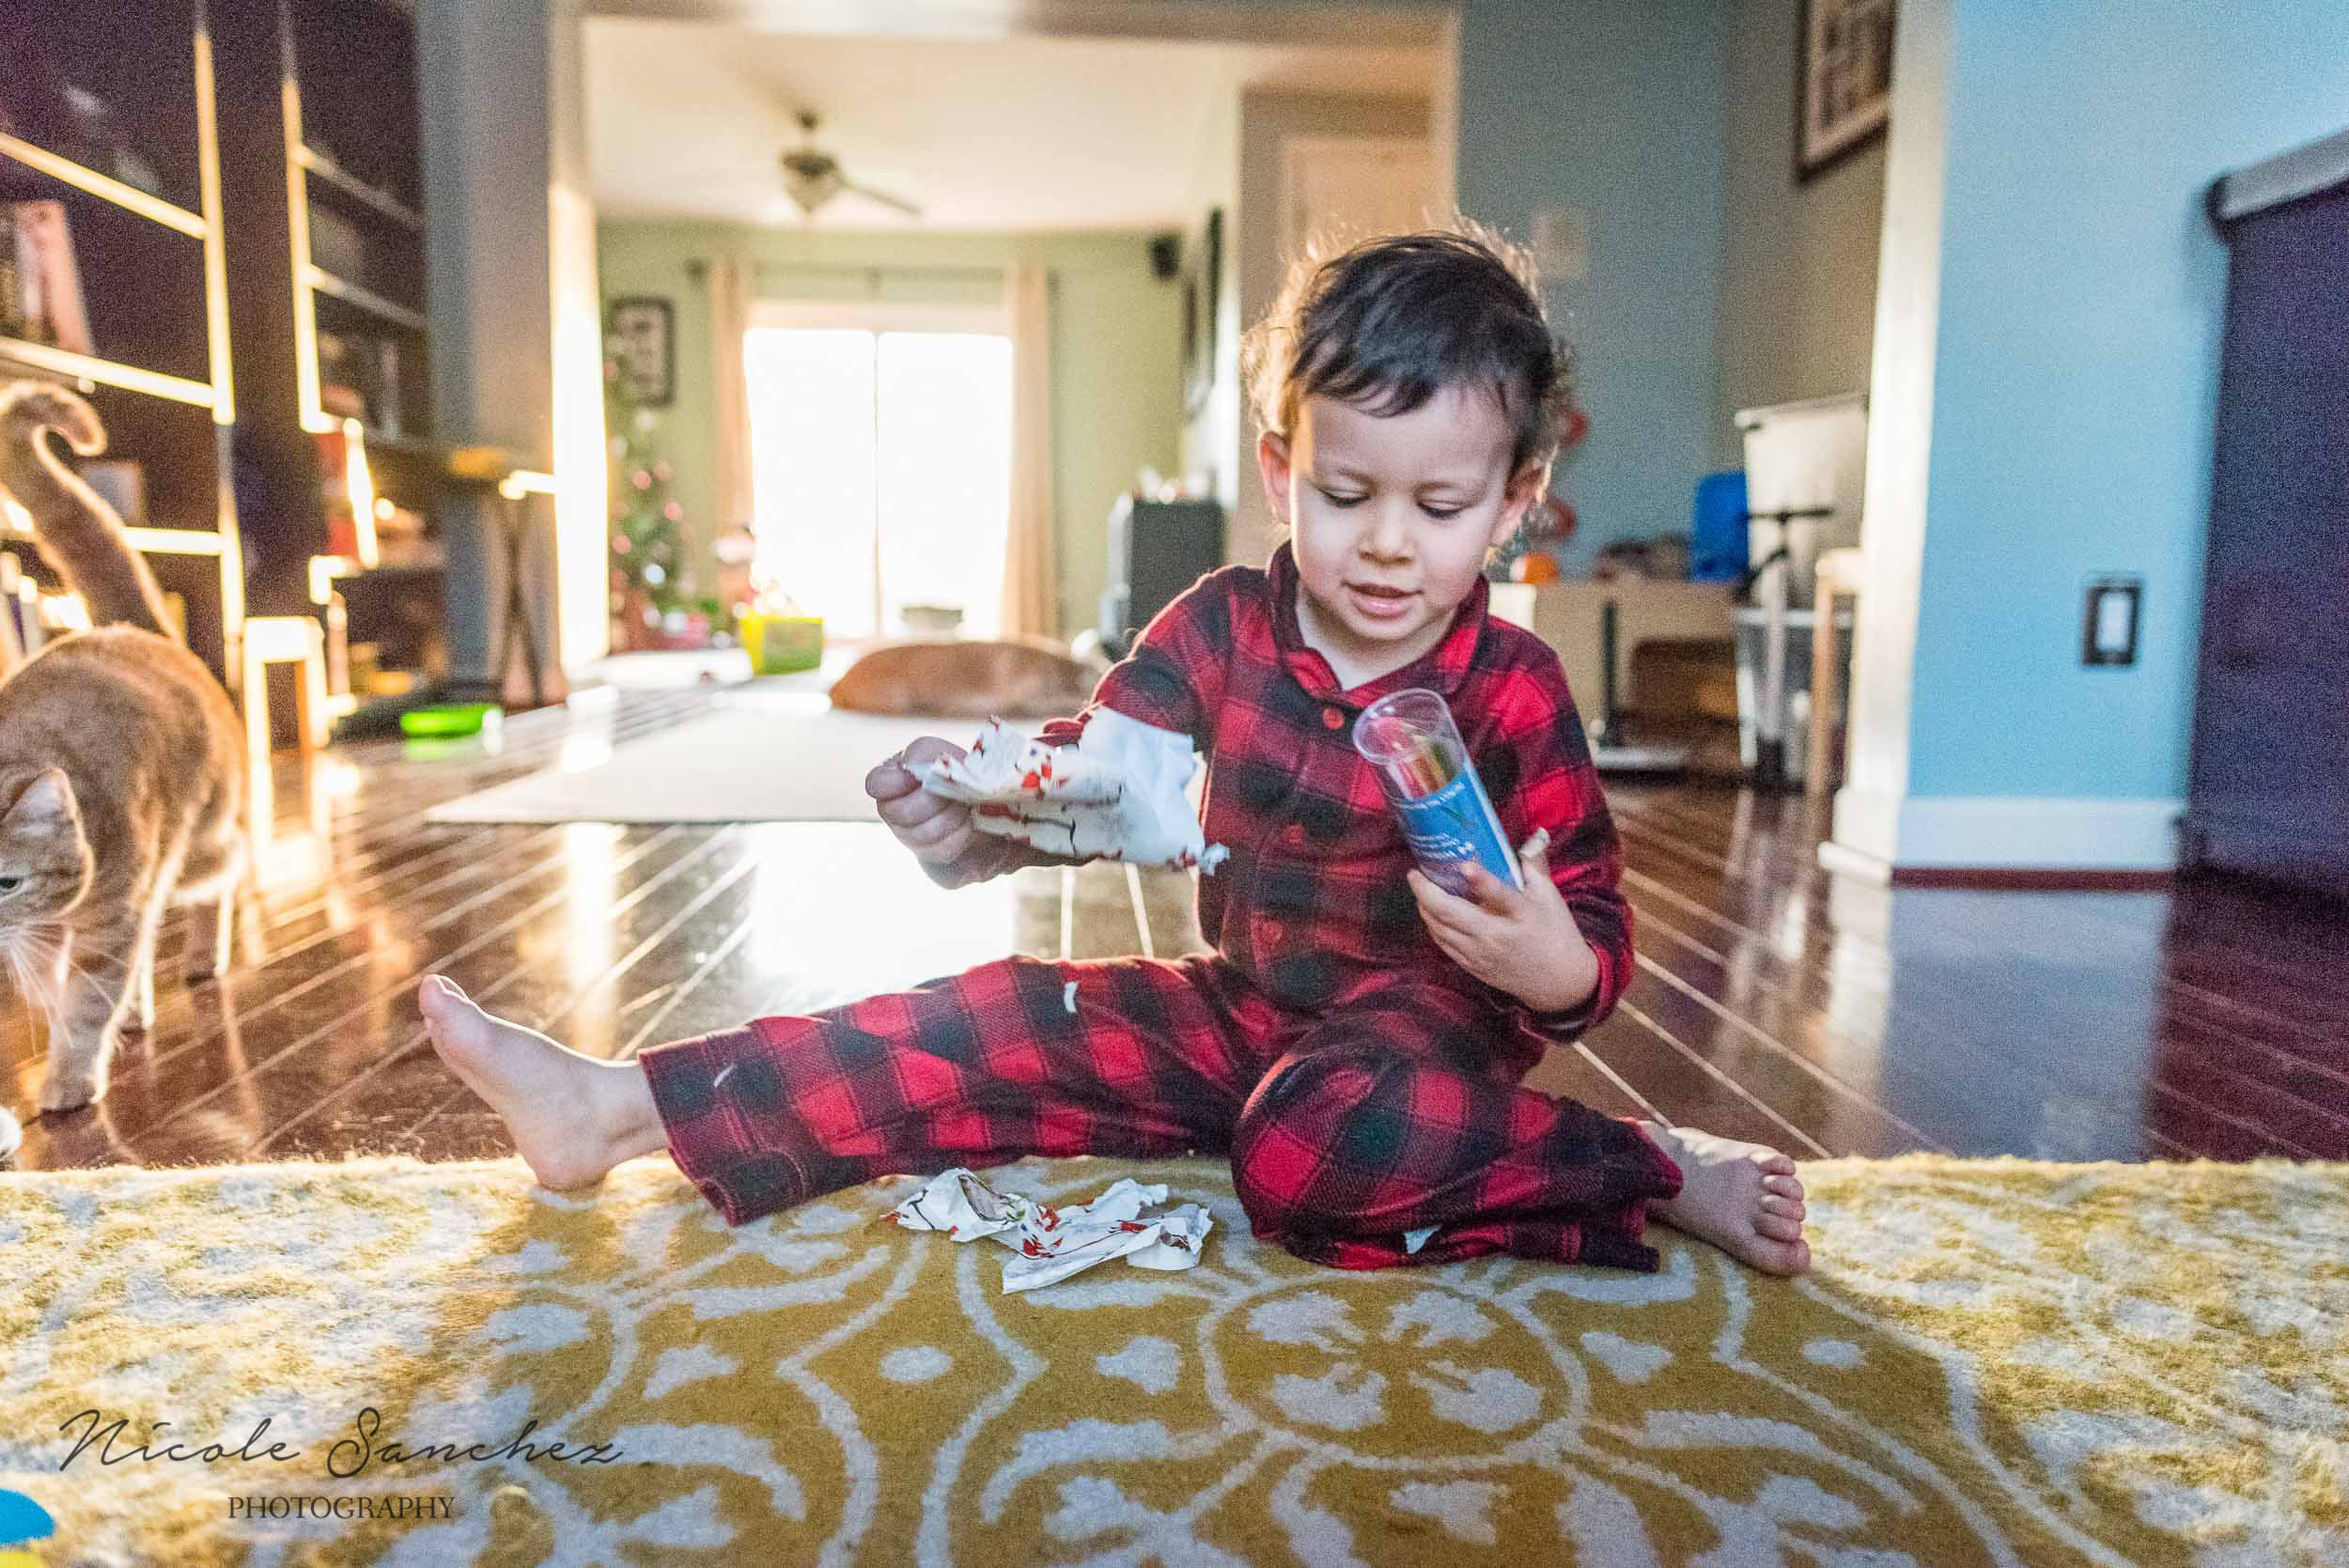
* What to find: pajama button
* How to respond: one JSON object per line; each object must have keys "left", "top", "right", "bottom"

{"left": 1283, "top": 824, "right": 1305, "bottom": 845}
{"left": 1322, "top": 707, "right": 1346, "bottom": 730}
{"left": 1260, "top": 920, "right": 1283, "bottom": 944}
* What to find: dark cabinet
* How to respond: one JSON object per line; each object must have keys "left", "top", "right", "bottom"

{"left": 2186, "top": 129, "right": 2349, "bottom": 898}
{"left": 1098, "top": 494, "right": 1223, "bottom": 660}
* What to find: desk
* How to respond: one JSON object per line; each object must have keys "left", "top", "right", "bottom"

{"left": 1528, "top": 580, "right": 1738, "bottom": 713}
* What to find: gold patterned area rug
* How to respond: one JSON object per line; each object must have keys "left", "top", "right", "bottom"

{"left": 2, "top": 1153, "right": 2343, "bottom": 1566}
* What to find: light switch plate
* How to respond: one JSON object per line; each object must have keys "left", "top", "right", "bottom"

{"left": 2081, "top": 576, "right": 2141, "bottom": 666}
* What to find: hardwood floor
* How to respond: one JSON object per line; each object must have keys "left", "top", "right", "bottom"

{"left": 5, "top": 687, "right": 2343, "bottom": 1172}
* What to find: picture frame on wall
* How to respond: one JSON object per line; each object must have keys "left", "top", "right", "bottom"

{"left": 608, "top": 297, "right": 675, "bottom": 407}
{"left": 1797, "top": 0, "right": 1895, "bottom": 181}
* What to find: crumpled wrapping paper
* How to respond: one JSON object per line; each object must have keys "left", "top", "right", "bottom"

{"left": 917, "top": 706, "right": 1230, "bottom": 873}
{"left": 882, "top": 1167, "right": 1217, "bottom": 1293}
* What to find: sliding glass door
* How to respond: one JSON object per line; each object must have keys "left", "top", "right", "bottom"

{"left": 744, "top": 307, "right": 1012, "bottom": 641}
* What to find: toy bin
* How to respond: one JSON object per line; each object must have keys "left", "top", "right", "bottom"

{"left": 740, "top": 614, "right": 824, "bottom": 675}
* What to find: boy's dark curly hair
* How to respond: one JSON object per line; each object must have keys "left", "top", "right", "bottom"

{"left": 1240, "top": 220, "right": 1574, "bottom": 475}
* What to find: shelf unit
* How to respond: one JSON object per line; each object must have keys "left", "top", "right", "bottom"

{"left": 291, "top": 141, "right": 421, "bottom": 231}
{"left": 304, "top": 263, "right": 430, "bottom": 334}
{"left": 0, "top": 0, "right": 247, "bottom": 691}
{"left": 209, "top": 0, "right": 444, "bottom": 720}
{"left": 282, "top": 0, "right": 441, "bottom": 717}
{"left": 0, "top": 335, "right": 216, "bottom": 409}
{"left": 0, "top": 130, "right": 209, "bottom": 237}
{"left": 279, "top": 0, "right": 433, "bottom": 450}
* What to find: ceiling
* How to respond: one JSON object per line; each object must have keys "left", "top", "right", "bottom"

{"left": 583, "top": 23, "right": 1437, "bottom": 231}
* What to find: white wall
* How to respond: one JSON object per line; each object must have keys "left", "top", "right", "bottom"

{"left": 421, "top": 0, "right": 552, "bottom": 463}
{"left": 1453, "top": 0, "right": 1730, "bottom": 574}
{"left": 421, "top": 0, "right": 607, "bottom": 672}
{"left": 598, "top": 225, "right": 1183, "bottom": 640}
{"left": 1179, "top": 67, "right": 1244, "bottom": 520}
{"left": 550, "top": 0, "right": 611, "bottom": 667}
{"left": 1713, "top": 0, "right": 1885, "bottom": 468}
{"left": 1833, "top": 0, "right": 1950, "bottom": 867}
{"left": 1226, "top": 88, "right": 1431, "bottom": 567}
{"left": 1837, "top": 0, "right": 2349, "bottom": 871}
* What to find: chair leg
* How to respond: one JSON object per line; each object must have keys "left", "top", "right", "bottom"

{"left": 1806, "top": 585, "right": 1837, "bottom": 798}
{"left": 242, "top": 641, "right": 272, "bottom": 783}
{"left": 297, "top": 625, "right": 327, "bottom": 754}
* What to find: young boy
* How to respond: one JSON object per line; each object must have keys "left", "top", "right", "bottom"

{"left": 419, "top": 228, "right": 1809, "bottom": 1277}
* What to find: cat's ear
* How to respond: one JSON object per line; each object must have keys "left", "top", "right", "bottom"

{"left": 5, "top": 769, "right": 80, "bottom": 831}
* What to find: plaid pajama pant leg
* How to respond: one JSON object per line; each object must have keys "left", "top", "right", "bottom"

{"left": 637, "top": 954, "right": 1268, "bottom": 1226}
{"left": 1230, "top": 985, "right": 1686, "bottom": 1272}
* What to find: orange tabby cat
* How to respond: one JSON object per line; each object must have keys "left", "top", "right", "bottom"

{"left": 827, "top": 636, "right": 1101, "bottom": 720}
{"left": 0, "top": 382, "right": 246, "bottom": 1112}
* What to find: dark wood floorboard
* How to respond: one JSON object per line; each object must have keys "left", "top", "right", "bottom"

{"left": 5, "top": 688, "right": 2343, "bottom": 1176}
{"left": 1605, "top": 787, "right": 2349, "bottom": 1160}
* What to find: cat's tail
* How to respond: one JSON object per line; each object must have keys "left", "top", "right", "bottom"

{"left": 0, "top": 381, "right": 175, "bottom": 639}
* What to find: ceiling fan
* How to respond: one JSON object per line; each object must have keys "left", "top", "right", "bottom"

{"left": 779, "top": 110, "right": 923, "bottom": 221}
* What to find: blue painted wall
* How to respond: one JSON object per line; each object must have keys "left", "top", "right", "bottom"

{"left": 1455, "top": 0, "right": 1730, "bottom": 575}
{"left": 1906, "top": 1, "right": 2349, "bottom": 800}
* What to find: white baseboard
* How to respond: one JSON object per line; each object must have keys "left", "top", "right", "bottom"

{"left": 1826, "top": 795, "right": 2186, "bottom": 874}
{"left": 1829, "top": 784, "right": 1904, "bottom": 863}
{"left": 1816, "top": 838, "right": 1891, "bottom": 883}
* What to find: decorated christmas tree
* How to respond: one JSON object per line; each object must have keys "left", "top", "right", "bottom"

{"left": 605, "top": 357, "right": 689, "bottom": 649}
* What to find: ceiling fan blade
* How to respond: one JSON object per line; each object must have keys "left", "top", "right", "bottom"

{"left": 842, "top": 179, "right": 923, "bottom": 217}
{"left": 665, "top": 166, "right": 786, "bottom": 186}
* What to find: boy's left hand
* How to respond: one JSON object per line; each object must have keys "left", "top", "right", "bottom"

{"left": 1408, "top": 829, "right": 1600, "bottom": 1015}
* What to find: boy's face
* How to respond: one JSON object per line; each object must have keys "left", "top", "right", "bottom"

{"left": 1258, "top": 387, "right": 1545, "bottom": 685}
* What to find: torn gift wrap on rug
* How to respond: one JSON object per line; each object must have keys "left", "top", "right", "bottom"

{"left": 917, "top": 707, "right": 1231, "bottom": 873}
{"left": 883, "top": 1167, "right": 1216, "bottom": 1293}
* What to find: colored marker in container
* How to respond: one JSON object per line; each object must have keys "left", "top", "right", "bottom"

{"left": 1352, "top": 689, "right": 1522, "bottom": 897}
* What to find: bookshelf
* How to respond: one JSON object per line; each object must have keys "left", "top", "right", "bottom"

{"left": 286, "top": 0, "right": 441, "bottom": 717}
{"left": 280, "top": 0, "right": 433, "bottom": 451}
{"left": 0, "top": 0, "right": 247, "bottom": 691}
{"left": 216, "top": 0, "right": 444, "bottom": 711}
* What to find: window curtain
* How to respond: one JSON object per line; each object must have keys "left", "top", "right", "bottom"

{"left": 708, "top": 256, "right": 755, "bottom": 544}
{"left": 1000, "top": 265, "right": 1056, "bottom": 642}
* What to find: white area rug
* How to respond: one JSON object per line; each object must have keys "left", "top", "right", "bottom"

{"left": 427, "top": 693, "right": 1026, "bottom": 825}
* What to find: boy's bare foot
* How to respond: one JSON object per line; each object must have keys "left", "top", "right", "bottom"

{"left": 1639, "top": 1121, "right": 1811, "bottom": 1276}
{"left": 417, "top": 975, "right": 666, "bottom": 1191}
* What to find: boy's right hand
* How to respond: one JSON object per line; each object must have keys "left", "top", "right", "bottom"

{"left": 866, "top": 737, "right": 988, "bottom": 888}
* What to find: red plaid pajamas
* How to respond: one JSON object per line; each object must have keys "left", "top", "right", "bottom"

{"left": 639, "top": 543, "right": 1683, "bottom": 1271}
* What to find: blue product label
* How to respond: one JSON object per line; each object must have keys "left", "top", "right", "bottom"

{"left": 1391, "top": 769, "right": 1519, "bottom": 898}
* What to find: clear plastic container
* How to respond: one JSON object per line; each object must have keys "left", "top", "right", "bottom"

{"left": 1352, "top": 688, "right": 1522, "bottom": 899}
